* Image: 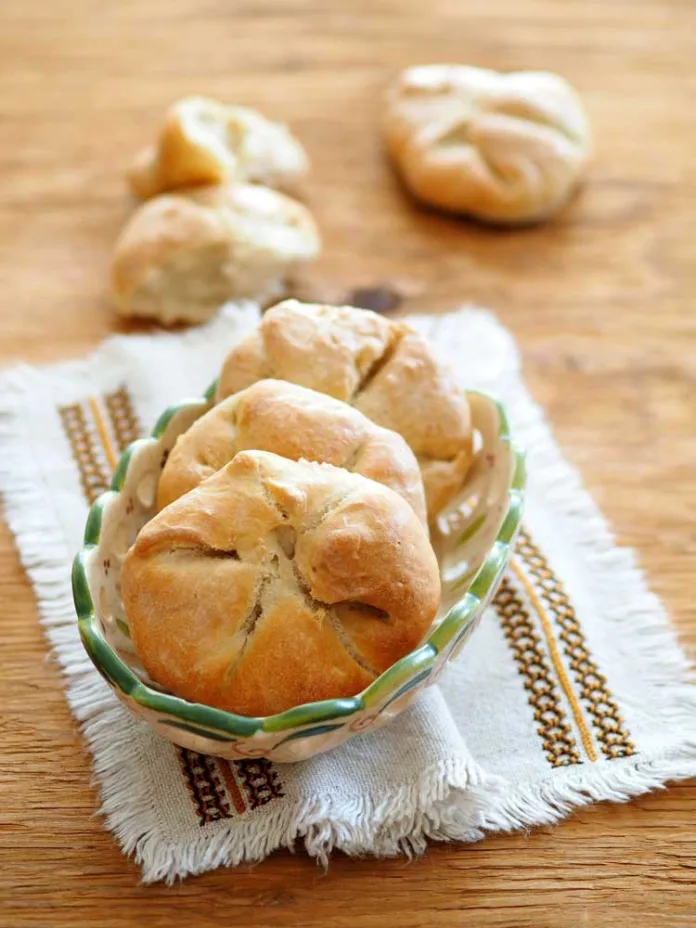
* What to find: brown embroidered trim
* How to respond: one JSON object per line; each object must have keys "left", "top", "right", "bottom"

{"left": 516, "top": 530, "right": 636, "bottom": 760}
{"left": 494, "top": 578, "right": 582, "bottom": 767}
{"left": 234, "top": 759, "right": 285, "bottom": 808}
{"left": 58, "top": 402, "right": 111, "bottom": 504}
{"left": 177, "top": 749, "right": 233, "bottom": 827}
{"left": 104, "top": 386, "right": 142, "bottom": 454}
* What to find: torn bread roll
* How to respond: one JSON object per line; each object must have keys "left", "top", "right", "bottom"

{"left": 216, "top": 300, "right": 473, "bottom": 520}
{"left": 157, "top": 379, "right": 428, "bottom": 525}
{"left": 128, "top": 96, "right": 309, "bottom": 200}
{"left": 111, "top": 184, "right": 320, "bottom": 325}
{"left": 384, "top": 64, "right": 591, "bottom": 224}
{"left": 122, "top": 450, "right": 440, "bottom": 716}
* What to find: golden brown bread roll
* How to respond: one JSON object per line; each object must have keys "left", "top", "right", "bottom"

{"left": 111, "top": 184, "right": 320, "bottom": 325}
{"left": 216, "top": 300, "right": 473, "bottom": 519}
{"left": 128, "top": 96, "right": 310, "bottom": 200}
{"left": 157, "top": 379, "right": 428, "bottom": 525}
{"left": 123, "top": 450, "right": 440, "bottom": 716}
{"left": 384, "top": 64, "right": 591, "bottom": 224}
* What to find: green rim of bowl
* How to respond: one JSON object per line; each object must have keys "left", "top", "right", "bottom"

{"left": 73, "top": 387, "right": 526, "bottom": 739}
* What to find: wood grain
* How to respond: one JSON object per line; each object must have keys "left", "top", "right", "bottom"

{"left": 1, "top": 0, "right": 695, "bottom": 924}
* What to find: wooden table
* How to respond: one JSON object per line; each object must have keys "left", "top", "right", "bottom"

{"left": 1, "top": 1, "right": 695, "bottom": 925}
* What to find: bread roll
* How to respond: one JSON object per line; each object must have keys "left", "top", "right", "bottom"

{"left": 123, "top": 450, "right": 440, "bottom": 716}
{"left": 384, "top": 64, "right": 591, "bottom": 224}
{"left": 128, "top": 96, "right": 309, "bottom": 200}
{"left": 111, "top": 184, "right": 320, "bottom": 324}
{"left": 216, "top": 300, "right": 473, "bottom": 518}
{"left": 157, "top": 379, "right": 428, "bottom": 525}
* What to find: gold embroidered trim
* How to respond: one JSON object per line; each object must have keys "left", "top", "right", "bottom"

{"left": 87, "top": 397, "right": 118, "bottom": 471}
{"left": 516, "top": 530, "right": 636, "bottom": 759}
{"left": 58, "top": 402, "right": 111, "bottom": 504}
{"left": 511, "top": 559, "right": 598, "bottom": 762}
{"left": 494, "top": 577, "right": 582, "bottom": 767}
{"left": 104, "top": 386, "right": 141, "bottom": 454}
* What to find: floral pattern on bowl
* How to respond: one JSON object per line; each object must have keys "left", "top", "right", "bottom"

{"left": 72, "top": 383, "right": 525, "bottom": 762}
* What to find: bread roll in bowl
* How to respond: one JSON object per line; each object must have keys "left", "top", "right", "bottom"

{"left": 157, "top": 379, "right": 428, "bottom": 525}
{"left": 216, "top": 300, "right": 473, "bottom": 520}
{"left": 122, "top": 450, "right": 440, "bottom": 717}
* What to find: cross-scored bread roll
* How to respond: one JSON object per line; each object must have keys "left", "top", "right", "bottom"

{"left": 128, "top": 96, "right": 310, "bottom": 200}
{"left": 123, "top": 450, "right": 440, "bottom": 716}
{"left": 157, "top": 379, "right": 428, "bottom": 525}
{"left": 111, "top": 184, "right": 320, "bottom": 324}
{"left": 384, "top": 64, "right": 591, "bottom": 224}
{"left": 216, "top": 300, "right": 473, "bottom": 519}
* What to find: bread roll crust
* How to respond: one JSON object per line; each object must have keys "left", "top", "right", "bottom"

{"left": 123, "top": 451, "right": 440, "bottom": 716}
{"left": 157, "top": 379, "right": 428, "bottom": 525}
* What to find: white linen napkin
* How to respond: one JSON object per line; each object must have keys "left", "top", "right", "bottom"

{"left": 1, "top": 304, "right": 695, "bottom": 883}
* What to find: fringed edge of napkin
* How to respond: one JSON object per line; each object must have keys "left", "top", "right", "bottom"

{"left": 473, "top": 368, "right": 696, "bottom": 832}
{"left": 137, "top": 757, "right": 488, "bottom": 883}
{"left": 411, "top": 306, "right": 696, "bottom": 826}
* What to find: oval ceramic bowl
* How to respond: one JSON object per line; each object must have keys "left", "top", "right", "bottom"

{"left": 72, "top": 385, "right": 525, "bottom": 762}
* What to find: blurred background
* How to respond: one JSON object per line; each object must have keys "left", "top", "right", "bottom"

{"left": 2, "top": 1, "right": 693, "bottom": 579}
